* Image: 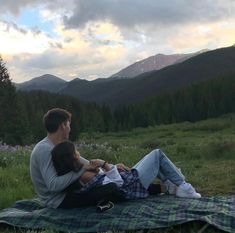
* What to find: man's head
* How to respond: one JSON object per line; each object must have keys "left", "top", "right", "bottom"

{"left": 43, "top": 108, "right": 71, "bottom": 139}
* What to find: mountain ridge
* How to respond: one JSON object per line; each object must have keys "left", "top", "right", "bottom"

{"left": 58, "top": 46, "right": 235, "bottom": 105}
{"left": 110, "top": 49, "right": 209, "bottom": 79}
{"left": 15, "top": 74, "right": 66, "bottom": 92}
{"left": 15, "top": 46, "right": 235, "bottom": 106}
{"left": 15, "top": 49, "right": 205, "bottom": 91}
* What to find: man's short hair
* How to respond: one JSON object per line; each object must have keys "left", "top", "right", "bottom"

{"left": 43, "top": 108, "right": 71, "bottom": 133}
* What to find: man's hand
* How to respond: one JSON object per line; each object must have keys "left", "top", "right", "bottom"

{"left": 83, "top": 163, "right": 100, "bottom": 172}
{"left": 116, "top": 163, "right": 131, "bottom": 172}
{"left": 90, "top": 159, "right": 106, "bottom": 167}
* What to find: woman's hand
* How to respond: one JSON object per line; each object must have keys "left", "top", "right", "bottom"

{"left": 116, "top": 163, "right": 131, "bottom": 172}
{"left": 90, "top": 159, "right": 112, "bottom": 171}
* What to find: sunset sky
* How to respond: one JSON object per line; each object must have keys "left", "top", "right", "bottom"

{"left": 1, "top": 0, "right": 235, "bottom": 83}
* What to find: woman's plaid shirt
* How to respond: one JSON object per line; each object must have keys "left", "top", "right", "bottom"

{"left": 75, "top": 169, "right": 149, "bottom": 200}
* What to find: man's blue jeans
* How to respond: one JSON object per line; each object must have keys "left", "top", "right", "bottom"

{"left": 133, "top": 149, "right": 185, "bottom": 189}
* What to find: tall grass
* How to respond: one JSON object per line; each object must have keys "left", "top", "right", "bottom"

{"left": 1, "top": 113, "right": 235, "bottom": 232}
{"left": 0, "top": 147, "right": 35, "bottom": 208}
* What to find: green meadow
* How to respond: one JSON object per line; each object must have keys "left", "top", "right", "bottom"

{"left": 1, "top": 113, "right": 235, "bottom": 233}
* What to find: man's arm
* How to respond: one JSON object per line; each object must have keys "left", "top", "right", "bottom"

{"left": 38, "top": 148, "right": 85, "bottom": 192}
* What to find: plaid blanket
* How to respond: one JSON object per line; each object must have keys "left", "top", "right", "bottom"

{"left": 0, "top": 195, "right": 234, "bottom": 232}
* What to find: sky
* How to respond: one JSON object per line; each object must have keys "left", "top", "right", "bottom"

{"left": 1, "top": 0, "right": 235, "bottom": 83}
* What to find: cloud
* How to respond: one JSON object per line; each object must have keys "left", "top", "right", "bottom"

{"left": 167, "top": 19, "right": 235, "bottom": 53}
{"left": 4, "top": 21, "right": 128, "bottom": 82}
{"left": 0, "top": 20, "right": 53, "bottom": 54}
{"left": 61, "top": 0, "right": 235, "bottom": 51}
{"left": 0, "top": 0, "right": 75, "bottom": 18}
{"left": 0, "top": 0, "right": 44, "bottom": 15}
{"left": 1, "top": 0, "right": 235, "bottom": 84}
{"left": 6, "top": 46, "right": 126, "bottom": 82}
{"left": 2, "top": 20, "right": 27, "bottom": 34}
{"left": 63, "top": 0, "right": 235, "bottom": 30}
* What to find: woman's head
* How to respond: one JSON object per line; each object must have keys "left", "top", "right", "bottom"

{"left": 51, "top": 140, "right": 81, "bottom": 176}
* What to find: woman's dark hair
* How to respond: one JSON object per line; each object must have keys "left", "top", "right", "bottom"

{"left": 51, "top": 141, "right": 81, "bottom": 176}
{"left": 43, "top": 108, "right": 71, "bottom": 133}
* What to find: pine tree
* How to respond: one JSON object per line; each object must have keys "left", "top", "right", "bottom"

{"left": 0, "top": 56, "right": 27, "bottom": 145}
{"left": 0, "top": 56, "right": 11, "bottom": 141}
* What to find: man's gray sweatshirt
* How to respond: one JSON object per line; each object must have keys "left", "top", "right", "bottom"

{"left": 30, "top": 137, "right": 87, "bottom": 208}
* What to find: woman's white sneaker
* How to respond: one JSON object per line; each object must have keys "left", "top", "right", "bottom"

{"left": 176, "top": 182, "right": 201, "bottom": 198}
{"left": 164, "top": 180, "right": 177, "bottom": 195}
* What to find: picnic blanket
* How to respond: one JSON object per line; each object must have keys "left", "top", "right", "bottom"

{"left": 0, "top": 195, "right": 234, "bottom": 232}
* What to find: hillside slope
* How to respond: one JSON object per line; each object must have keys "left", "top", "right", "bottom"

{"left": 59, "top": 46, "right": 235, "bottom": 105}
{"left": 110, "top": 50, "right": 207, "bottom": 79}
{"left": 15, "top": 74, "right": 66, "bottom": 92}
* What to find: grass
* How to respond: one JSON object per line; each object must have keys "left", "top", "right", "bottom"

{"left": 0, "top": 113, "right": 235, "bottom": 232}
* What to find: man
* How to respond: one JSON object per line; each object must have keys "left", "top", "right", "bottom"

{"left": 30, "top": 108, "right": 82, "bottom": 208}
{"left": 30, "top": 108, "right": 119, "bottom": 209}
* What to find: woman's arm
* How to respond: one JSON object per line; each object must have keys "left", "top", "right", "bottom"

{"left": 90, "top": 159, "right": 131, "bottom": 172}
{"left": 89, "top": 159, "right": 112, "bottom": 171}
{"left": 78, "top": 162, "right": 101, "bottom": 184}
{"left": 116, "top": 163, "right": 131, "bottom": 172}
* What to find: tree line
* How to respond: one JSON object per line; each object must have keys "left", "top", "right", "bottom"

{"left": 1, "top": 56, "right": 235, "bottom": 145}
{"left": 113, "top": 74, "right": 235, "bottom": 130}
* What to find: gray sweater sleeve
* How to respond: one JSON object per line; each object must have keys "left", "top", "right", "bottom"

{"left": 79, "top": 156, "right": 89, "bottom": 164}
{"left": 40, "top": 148, "right": 85, "bottom": 192}
{"left": 30, "top": 140, "right": 86, "bottom": 194}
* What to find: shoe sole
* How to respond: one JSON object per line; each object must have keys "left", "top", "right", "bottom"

{"left": 96, "top": 201, "right": 114, "bottom": 212}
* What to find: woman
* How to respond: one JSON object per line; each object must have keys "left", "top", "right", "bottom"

{"left": 52, "top": 140, "right": 201, "bottom": 208}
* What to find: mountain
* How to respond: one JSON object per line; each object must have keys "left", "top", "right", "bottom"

{"left": 58, "top": 46, "right": 235, "bottom": 105}
{"left": 110, "top": 50, "right": 208, "bottom": 79}
{"left": 16, "top": 46, "right": 235, "bottom": 107}
{"left": 15, "top": 74, "right": 66, "bottom": 92}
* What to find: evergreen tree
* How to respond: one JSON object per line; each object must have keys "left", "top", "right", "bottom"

{"left": 0, "top": 56, "right": 26, "bottom": 145}
{"left": 0, "top": 56, "right": 13, "bottom": 142}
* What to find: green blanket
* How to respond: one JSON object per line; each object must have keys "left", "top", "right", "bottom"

{"left": 0, "top": 195, "right": 234, "bottom": 232}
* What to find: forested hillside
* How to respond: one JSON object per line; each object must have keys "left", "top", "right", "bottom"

{"left": 17, "top": 46, "right": 235, "bottom": 107}
{"left": 1, "top": 56, "right": 235, "bottom": 145}
{"left": 58, "top": 46, "right": 235, "bottom": 106}
{"left": 113, "top": 74, "right": 235, "bottom": 130}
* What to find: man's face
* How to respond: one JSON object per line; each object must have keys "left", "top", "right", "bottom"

{"left": 61, "top": 120, "right": 71, "bottom": 139}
